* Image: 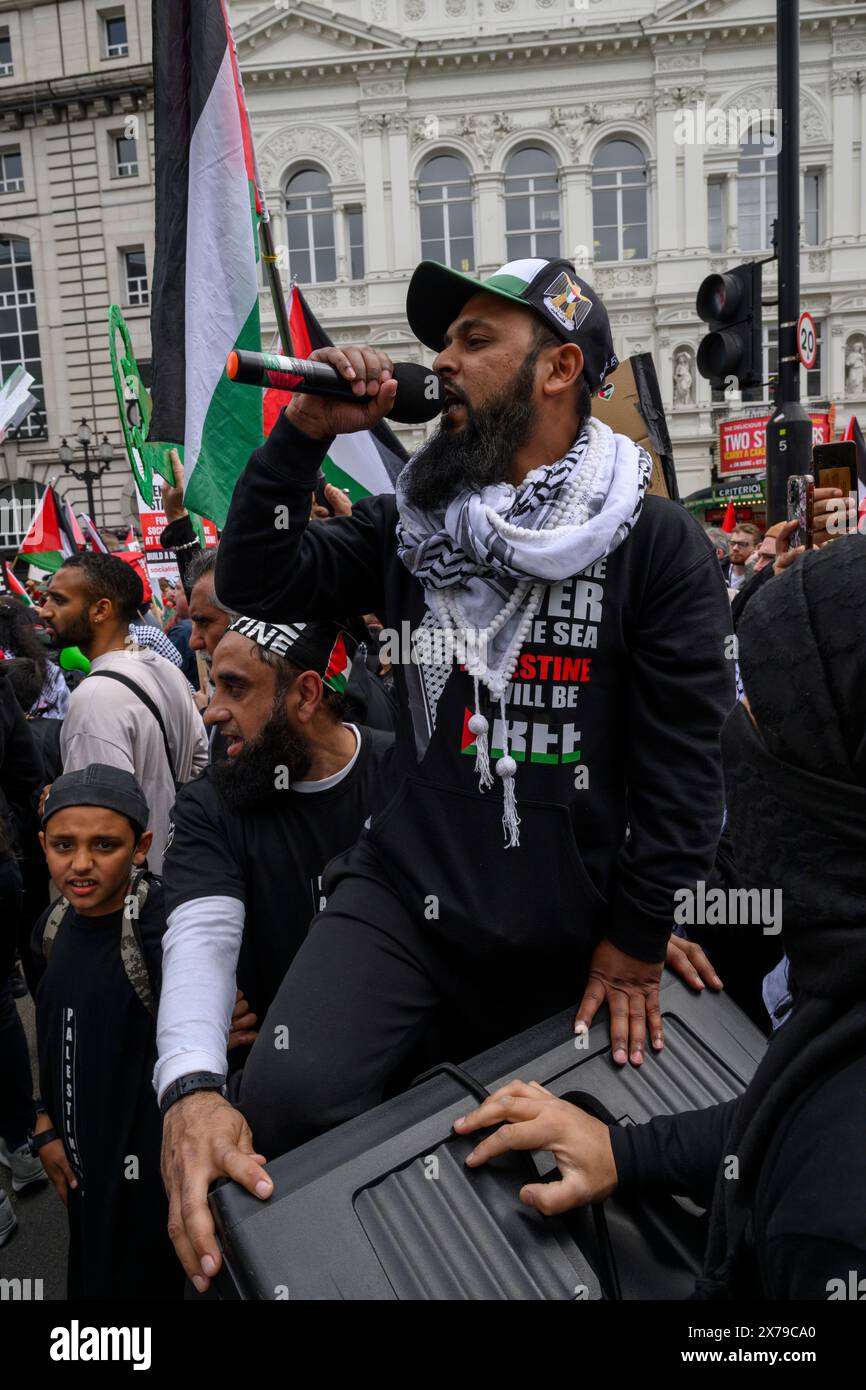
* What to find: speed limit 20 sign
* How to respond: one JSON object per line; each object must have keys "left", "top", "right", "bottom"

{"left": 798, "top": 311, "right": 818, "bottom": 370}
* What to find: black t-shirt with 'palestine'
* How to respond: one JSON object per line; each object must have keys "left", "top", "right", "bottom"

{"left": 31, "top": 878, "right": 182, "bottom": 1301}
{"left": 162, "top": 724, "right": 395, "bottom": 1020}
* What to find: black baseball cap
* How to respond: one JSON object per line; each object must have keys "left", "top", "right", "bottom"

{"left": 41, "top": 765, "right": 150, "bottom": 832}
{"left": 406, "top": 256, "right": 619, "bottom": 392}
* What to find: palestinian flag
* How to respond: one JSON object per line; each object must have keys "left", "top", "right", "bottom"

{"left": 3, "top": 561, "right": 32, "bottom": 605}
{"left": 149, "top": 0, "right": 264, "bottom": 528}
{"left": 323, "top": 632, "right": 352, "bottom": 694}
{"left": 79, "top": 514, "right": 109, "bottom": 554}
{"left": 18, "top": 486, "right": 78, "bottom": 572}
{"left": 264, "top": 285, "right": 408, "bottom": 502}
{"left": 63, "top": 498, "right": 86, "bottom": 549}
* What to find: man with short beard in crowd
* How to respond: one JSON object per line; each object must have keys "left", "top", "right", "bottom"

{"left": 169, "top": 257, "right": 732, "bottom": 1289}
{"left": 156, "top": 618, "right": 394, "bottom": 1259}
{"left": 40, "top": 554, "right": 207, "bottom": 873}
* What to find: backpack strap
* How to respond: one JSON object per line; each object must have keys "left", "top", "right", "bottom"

{"left": 120, "top": 868, "right": 156, "bottom": 1017}
{"left": 86, "top": 669, "right": 180, "bottom": 790}
{"left": 42, "top": 896, "right": 72, "bottom": 959}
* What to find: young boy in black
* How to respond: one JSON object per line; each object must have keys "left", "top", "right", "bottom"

{"left": 29, "top": 764, "right": 183, "bottom": 1300}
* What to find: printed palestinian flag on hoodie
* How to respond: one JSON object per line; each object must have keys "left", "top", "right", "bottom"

{"left": 149, "top": 0, "right": 264, "bottom": 528}
{"left": 264, "top": 285, "right": 408, "bottom": 502}
{"left": 18, "top": 486, "right": 78, "bottom": 573}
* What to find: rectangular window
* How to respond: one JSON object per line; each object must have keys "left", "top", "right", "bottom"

{"left": 0, "top": 237, "right": 46, "bottom": 438}
{"left": 0, "top": 29, "right": 12, "bottom": 77}
{"left": 707, "top": 180, "right": 723, "bottom": 253}
{"left": 346, "top": 207, "right": 364, "bottom": 280}
{"left": 124, "top": 248, "right": 148, "bottom": 306}
{"left": 113, "top": 134, "right": 138, "bottom": 177}
{"left": 0, "top": 148, "right": 23, "bottom": 194}
{"left": 804, "top": 172, "right": 821, "bottom": 245}
{"left": 103, "top": 11, "right": 129, "bottom": 59}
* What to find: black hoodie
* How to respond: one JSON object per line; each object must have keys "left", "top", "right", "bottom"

{"left": 215, "top": 413, "right": 734, "bottom": 965}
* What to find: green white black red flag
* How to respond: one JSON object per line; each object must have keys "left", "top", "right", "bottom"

{"left": 149, "top": 0, "right": 264, "bottom": 527}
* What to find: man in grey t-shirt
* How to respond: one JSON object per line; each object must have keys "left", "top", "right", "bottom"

{"left": 40, "top": 554, "right": 207, "bottom": 873}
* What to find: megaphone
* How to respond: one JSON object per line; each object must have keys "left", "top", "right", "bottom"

{"left": 59, "top": 646, "right": 91, "bottom": 676}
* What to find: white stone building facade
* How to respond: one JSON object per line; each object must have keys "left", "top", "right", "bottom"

{"left": 0, "top": 0, "right": 154, "bottom": 545}
{"left": 1, "top": 0, "right": 865, "bottom": 543}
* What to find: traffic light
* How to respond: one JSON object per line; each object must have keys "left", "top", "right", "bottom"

{"left": 695, "top": 262, "right": 763, "bottom": 392}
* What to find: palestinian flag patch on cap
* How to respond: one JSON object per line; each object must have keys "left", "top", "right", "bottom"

{"left": 323, "top": 633, "right": 352, "bottom": 694}
{"left": 542, "top": 269, "right": 593, "bottom": 335}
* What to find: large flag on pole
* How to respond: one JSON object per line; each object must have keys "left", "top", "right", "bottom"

{"left": 263, "top": 286, "right": 408, "bottom": 502}
{"left": 149, "top": 0, "right": 264, "bottom": 527}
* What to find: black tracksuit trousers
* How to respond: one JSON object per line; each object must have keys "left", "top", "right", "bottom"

{"left": 237, "top": 836, "right": 592, "bottom": 1160}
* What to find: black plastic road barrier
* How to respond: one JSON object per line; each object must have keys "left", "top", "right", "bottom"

{"left": 210, "top": 972, "right": 766, "bottom": 1300}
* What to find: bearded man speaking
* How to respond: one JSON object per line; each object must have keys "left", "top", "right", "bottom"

{"left": 212, "top": 258, "right": 733, "bottom": 1170}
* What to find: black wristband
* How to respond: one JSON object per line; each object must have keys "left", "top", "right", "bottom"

{"left": 28, "top": 1127, "right": 58, "bottom": 1156}
{"left": 159, "top": 1071, "right": 226, "bottom": 1118}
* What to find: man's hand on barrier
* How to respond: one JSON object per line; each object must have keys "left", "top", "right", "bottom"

{"left": 574, "top": 938, "right": 664, "bottom": 1067}
{"left": 161, "top": 1090, "right": 272, "bottom": 1291}
{"left": 285, "top": 346, "right": 398, "bottom": 441}
{"left": 454, "top": 1079, "right": 618, "bottom": 1214}
{"left": 666, "top": 934, "right": 723, "bottom": 992}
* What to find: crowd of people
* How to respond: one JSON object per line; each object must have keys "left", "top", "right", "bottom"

{"left": 0, "top": 254, "right": 863, "bottom": 1304}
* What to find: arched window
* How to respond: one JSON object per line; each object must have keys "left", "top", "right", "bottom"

{"left": 504, "top": 147, "right": 561, "bottom": 260}
{"left": 285, "top": 168, "right": 336, "bottom": 284}
{"left": 591, "top": 139, "right": 648, "bottom": 262}
{"left": 0, "top": 236, "right": 45, "bottom": 438}
{"left": 418, "top": 155, "right": 474, "bottom": 271}
{"left": 737, "top": 129, "right": 777, "bottom": 252}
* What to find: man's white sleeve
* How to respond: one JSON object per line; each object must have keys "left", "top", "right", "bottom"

{"left": 154, "top": 895, "right": 245, "bottom": 1102}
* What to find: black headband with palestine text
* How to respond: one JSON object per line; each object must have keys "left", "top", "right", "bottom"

{"left": 227, "top": 616, "right": 355, "bottom": 694}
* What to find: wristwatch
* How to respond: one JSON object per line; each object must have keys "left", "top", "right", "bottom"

{"left": 159, "top": 1071, "right": 227, "bottom": 1118}
{"left": 28, "top": 1126, "right": 59, "bottom": 1156}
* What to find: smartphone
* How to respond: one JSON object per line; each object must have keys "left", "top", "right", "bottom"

{"left": 786, "top": 474, "right": 814, "bottom": 550}
{"left": 812, "top": 442, "right": 857, "bottom": 497}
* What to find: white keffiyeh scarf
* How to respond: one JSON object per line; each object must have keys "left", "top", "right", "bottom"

{"left": 396, "top": 415, "right": 653, "bottom": 846}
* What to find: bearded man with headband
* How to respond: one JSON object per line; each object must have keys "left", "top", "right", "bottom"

{"left": 164, "top": 257, "right": 735, "bottom": 1291}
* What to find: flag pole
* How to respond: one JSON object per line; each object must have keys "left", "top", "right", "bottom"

{"left": 259, "top": 216, "right": 293, "bottom": 357}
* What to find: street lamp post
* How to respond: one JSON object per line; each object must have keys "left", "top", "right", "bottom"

{"left": 58, "top": 419, "right": 115, "bottom": 525}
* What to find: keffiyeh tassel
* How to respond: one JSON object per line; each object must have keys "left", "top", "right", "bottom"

{"left": 496, "top": 695, "right": 521, "bottom": 849}
{"left": 468, "top": 675, "right": 494, "bottom": 791}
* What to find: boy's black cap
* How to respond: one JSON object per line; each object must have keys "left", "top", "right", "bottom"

{"left": 41, "top": 765, "right": 149, "bottom": 831}
{"left": 406, "top": 256, "right": 619, "bottom": 392}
